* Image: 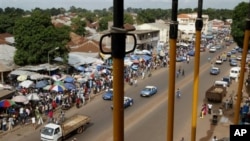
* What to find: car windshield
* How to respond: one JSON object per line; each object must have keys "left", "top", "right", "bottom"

{"left": 41, "top": 127, "right": 54, "bottom": 136}
{"left": 143, "top": 88, "right": 152, "bottom": 91}
{"left": 211, "top": 68, "right": 218, "bottom": 71}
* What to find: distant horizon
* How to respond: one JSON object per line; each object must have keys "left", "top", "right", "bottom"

{"left": 0, "top": 0, "right": 248, "bottom": 11}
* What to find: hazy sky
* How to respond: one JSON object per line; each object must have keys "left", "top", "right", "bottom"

{"left": 0, "top": 0, "right": 248, "bottom": 11}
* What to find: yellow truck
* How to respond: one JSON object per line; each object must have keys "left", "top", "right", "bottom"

{"left": 40, "top": 114, "right": 91, "bottom": 141}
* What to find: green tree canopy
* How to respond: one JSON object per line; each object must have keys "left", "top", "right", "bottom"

{"left": 71, "top": 17, "right": 86, "bottom": 36}
{"left": 231, "top": 2, "right": 249, "bottom": 48}
{"left": 14, "top": 9, "right": 70, "bottom": 66}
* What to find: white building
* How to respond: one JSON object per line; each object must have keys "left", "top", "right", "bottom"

{"left": 177, "top": 13, "right": 209, "bottom": 41}
{"left": 135, "top": 22, "right": 170, "bottom": 44}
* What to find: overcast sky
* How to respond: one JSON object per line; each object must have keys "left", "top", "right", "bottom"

{"left": 0, "top": 0, "right": 248, "bottom": 11}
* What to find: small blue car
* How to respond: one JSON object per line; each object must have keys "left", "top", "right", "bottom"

{"left": 111, "top": 96, "right": 133, "bottom": 110}
{"left": 230, "top": 59, "right": 238, "bottom": 66}
{"left": 102, "top": 89, "right": 113, "bottom": 100}
{"left": 140, "top": 86, "right": 158, "bottom": 97}
{"left": 210, "top": 67, "right": 220, "bottom": 75}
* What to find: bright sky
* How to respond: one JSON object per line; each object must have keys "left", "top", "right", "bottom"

{"left": 0, "top": 0, "right": 248, "bottom": 11}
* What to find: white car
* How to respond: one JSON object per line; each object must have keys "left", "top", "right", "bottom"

{"left": 209, "top": 47, "right": 216, "bottom": 53}
{"left": 215, "top": 59, "right": 223, "bottom": 65}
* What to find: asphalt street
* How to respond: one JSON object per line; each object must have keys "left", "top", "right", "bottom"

{"left": 0, "top": 43, "right": 238, "bottom": 141}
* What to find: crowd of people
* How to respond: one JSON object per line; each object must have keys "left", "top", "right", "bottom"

{"left": 0, "top": 48, "right": 172, "bottom": 132}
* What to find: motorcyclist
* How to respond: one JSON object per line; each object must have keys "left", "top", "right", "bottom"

{"left": 176, "top": 88, "right": 181, "bottom": 98}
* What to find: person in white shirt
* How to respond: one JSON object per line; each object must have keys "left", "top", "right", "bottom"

{"left": 212, "top": 136, "right": 217, "bottom": 141}
{"left": 207, "top": 103, "right": 213, "bottom": 114}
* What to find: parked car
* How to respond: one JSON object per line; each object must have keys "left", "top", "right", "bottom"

{"left": 227, "top": 52, "right": 231, "bottom": 57}
{"left": 230, "top": 59, "right": 238, "bottom": 66}
{"left": 188, "top": 50, "right": 195, "bottom": 56}
{"left": 236, "top": 55, "right": 242, "bottom": 61}
{"left": 231, "top": 49, "right": 237, "bottom": 54}
{"left": 102, "top": 89, "right": 113, "bottom": 100}
{"left": 140, "top": 86, "right": 158, "bottom": 97}
{"left": 209, "top": 47, "right": 216, "bottom": 53}
{"left": 111, "top": 96, "right": 133, "bottom": 110}
{"left": 210, "top": 67, "right": 220, "bottom": 75}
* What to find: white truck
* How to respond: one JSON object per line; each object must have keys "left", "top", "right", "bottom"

{"left": 40, "top": 114, "right": 91, "bottom": 141}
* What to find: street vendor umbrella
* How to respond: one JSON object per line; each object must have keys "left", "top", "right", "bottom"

{"left": 50, "top": 85, "right": 66, "bottom": 92}
{"left": 64, "top": 83, "right": 76, "bottom": 90}
{"left": 54, "top": 81, "right": 64, "bottom": 86}
{"left": 64, "top": 76, "right": 74, "bottom": 83}
{"left": 0, "top": 99, "right": 16, "bottom": 108}
{"left": 26, "top": 93, "right": 40, "bottom": 101}
{"left": 35, "top": 80, "right": 49, "bottom": 89}
{"left": 12, "top": 95, "right": 29, "bottom": 104}
{"left": 17, "top": 75, "right": 27, "bottom": 81}
{"left": 52, "top": 75, "right": 61, "bottom": 81}
{"left": 19, "top": 80, "right": 34, "bottom": 88}
{"left": 76, "top": 66, "right": 85, "bottom": 72}
{"left": 43, "top": 85, "right": 53, "bottom": 90}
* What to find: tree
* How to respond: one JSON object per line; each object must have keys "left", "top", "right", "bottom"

{"left": 231, "top": 2, "right": 249, "bottom": 48}
{"left": 124, "top": 13, "right": 134, "bottom": 25}
{"left": 14, "top": 9, "right": 70, "bottom": 66}
{"left": 98, "top": 15, "right": 112, "bottom": 31}
{"left": 71, "top": 17, "right": 86, "bottom": 36}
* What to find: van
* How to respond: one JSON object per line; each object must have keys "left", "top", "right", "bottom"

{"left": 214, "top": 80, "right": 228, "bottom": 87}
{"left": 229, "top": 67, "right": 240, "bottom": 79}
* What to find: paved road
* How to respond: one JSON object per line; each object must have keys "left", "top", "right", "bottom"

{"left": 0, "top": 44, "right": 238, "bottom": 141}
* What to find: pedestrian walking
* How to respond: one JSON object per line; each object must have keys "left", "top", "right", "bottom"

{"left": 219, "top": 107, "right": 223, "bottom": 116}
{"left": 200, "top": 109, "right": 204, "bottom": 118}
{"left": 142, "top": 71, "right": 145, "bottom": 79}
{"left": 207, "top": 103, "right": 212, "bottom": 114}
{"left": 182, "top": 69, "right": 185, "bottom": 76}
{"left": 133, "top": 78, "right": 137, "bottom": 87}
{"left": 31, "top": 116, "right": 36, "bottom": 129}
{"left": 187, "top": 57, "right": 190, "bottom": 64}
{"left": 176, "top": 71, "right": 179, "bottom": 78}
{"left": 208, "top": 57, "right": 211, "bottom": 63}
{"left": 225, "top": 99, "right": 229, "bottom": 110}
{"left": 2, "top": 118, "right": 7, "bottom": 131}
{"left": 35, "top": 107, "right": 43, "bottom": 125}
{"left": 212, "top": 136, "right": 218, "bottom": 141}
{"left": 7, "top": 117, "right": 14, "bottom": 131}
{"left": 48, "top": 110, "right": 54, "bottom": 123}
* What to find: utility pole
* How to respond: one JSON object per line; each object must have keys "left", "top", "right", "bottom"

{"left": 99, "top": 1, "right": 136, "bottom": 140}
{"left": 191, "top": 0, "right": 203, "bottom": 141}
{"left": 167, "top": 0, "right": 178, "bottom": 141}
{"left": 234, "top": 3, "right": 250, "bottom": 124}
{"left": 112, "top": 1, "right": 125, "bottom": 140}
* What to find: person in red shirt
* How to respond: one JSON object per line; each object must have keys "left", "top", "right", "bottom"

{"left": 48, "top": 110, "right": 53, "bottom": 123}
{"left": 76, "top": 97, "right": 81, "bottom": 108}
{"left": 52, "top": 100, "right": 57, "bottom": 110}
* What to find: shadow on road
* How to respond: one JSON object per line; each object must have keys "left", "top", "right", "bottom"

{"left": 198, "top": 124, "right": 216, "bottom": 141}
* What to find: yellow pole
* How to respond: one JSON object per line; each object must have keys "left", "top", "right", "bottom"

{"left": 167, "top": 1, "right": 178, "bottom": 141}
{"left": 234, "top": 18, "right": 250, "bottom": 124}
{"left": 191, "top": 1, "right": 203, "bottom": 141}
{"left": 167, "top": 39, "right": 177, "bottom": 141}
{"left": 191, "top": 31, "right": 202, "bottom": 141}
{"left": 113, "top": 58, "right": 124, "bottom": 141}
{"left": 112, "top": 1, "right": 125, "bottom": 140}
